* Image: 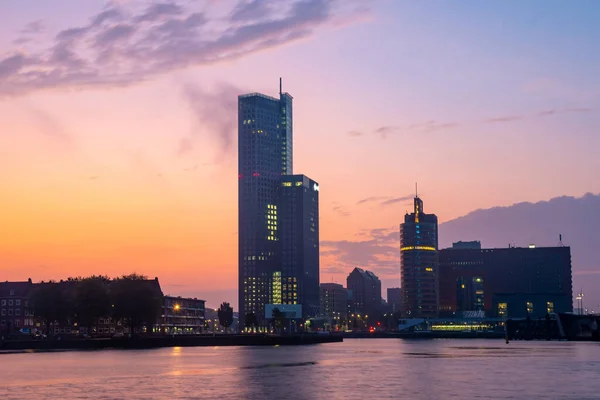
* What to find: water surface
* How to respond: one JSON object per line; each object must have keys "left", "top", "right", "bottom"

{"left": 1, "top": 339, "right": 599, "bottom": 399}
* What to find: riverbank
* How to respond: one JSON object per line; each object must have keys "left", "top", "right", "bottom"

{"left": 343, "top": 331, "right": 506, "bottom": 339}
{"left": 0, "top": 333, "right": 343, "bottom": 351}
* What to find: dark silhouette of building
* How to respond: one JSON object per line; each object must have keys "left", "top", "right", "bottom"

{"left": 347, "top": 268, "right": 381, "bottom": 323}
{"left": 320, "top": 283, "right": 348, "bottom": 321}
{"left": 451, "top": 241, "right": 481, "bottom": 250}
{"left": 401, "top": 194, "right": 439, "bottom": 318}
{"left": 159, "top": 296, "right": 205, "bottom": 334}
{"left": 387, "top": 287, "right": 403, "bottom": 314}
{"left": 438, "top": 245, "right": 573, "bottom": 318}
{"left": 0, "top": 279, "right": 35, "bottom": 335}
{"left": 238, "top": 80, "right": 319, "bottom": 329}
{"left": 280, "top": 175, "right": 320, "bottom": 316}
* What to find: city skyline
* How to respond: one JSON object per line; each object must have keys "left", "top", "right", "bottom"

{"left": 1, "top": 1, "right": 600, "bottom": 309}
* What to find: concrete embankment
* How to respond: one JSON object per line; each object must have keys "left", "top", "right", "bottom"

{"left": 343, "top": 331, "right": 505, "bottom": 339}
{"left": 0, "top": 334, "right": 343, "bottom": 351}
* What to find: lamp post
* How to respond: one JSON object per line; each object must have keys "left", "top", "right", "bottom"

{"left": 576, "top": 291, "right": 584, "bottom": 315}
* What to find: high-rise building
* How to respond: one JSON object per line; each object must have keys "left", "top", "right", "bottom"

{"left": 280, "top": 175, "right": 320, "bottom": 316}
{"left": 438, "top": 245, "right": 573, "bottom": 318}
{"left": 238, "top": 80, "right": 319, "bottom": 329}
{"left": 400, "top": 195, "right": 439, "bottom": 318}
{"left": 387, "top": 287, "right": 403, "bottom": 314}
{"left": 347, "top": 268, "right": 381, "bottom": 323}
{"left": 320, "top": 283, "right": 348, "bottom": 320}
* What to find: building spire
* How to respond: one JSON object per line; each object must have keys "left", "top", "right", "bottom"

{"left": 415, "top": 182, "right": 418, "bottom": 198}
{"left": 279, "top": 77, "right": 282, "bottom": 95}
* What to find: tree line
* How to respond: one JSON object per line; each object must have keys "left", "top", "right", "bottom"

{"left": 31, "top": 274, "right": 163, "bottom": 336}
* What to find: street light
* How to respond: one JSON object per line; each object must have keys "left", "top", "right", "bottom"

{"left": 576, "top": 291, "right": 585, "bottom": 315}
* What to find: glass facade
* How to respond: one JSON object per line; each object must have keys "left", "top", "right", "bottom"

{"left": 400, "top": 197, "right": 439, "bottom": 318}
{"left": 280, "top": 175, "right": 320, "bottom": 316}
{"left": 238, "top": 84, "right": 319, "bottom": 328}
{"left": 438, "top": 246, "right": 573, "bottom": 318}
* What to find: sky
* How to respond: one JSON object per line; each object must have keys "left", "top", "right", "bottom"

{"left": 1, "top": 0, "right": 599, "bottom": 308}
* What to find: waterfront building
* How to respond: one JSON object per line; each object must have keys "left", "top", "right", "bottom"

{"left": 438, "top": 245, "right": 573, "bottom": 318}
{"left": 280, "top": 174, "right": 320, "bottom": 316}
{"left": 451, "top": 241, "right": 481, "bottom": 250}
{"left": 159, "top": 296, "right": 205, "bottom": 334}
{"left": 238, "top": 80, "right": 319, "bottom": 329}
{"left": 0, "top": 279, "right": 35, "bottom": 335}
{"left": 387, "top": 287, "right": 403, "bottom": 314}
{"left": 400, "top": 195, "right": 439, "bottom": 318}
{"left": 320, "top": 283, "right": 348, "bottom": 322}
{"left": 347, "top": 268, "right": 381, "bottom": 324}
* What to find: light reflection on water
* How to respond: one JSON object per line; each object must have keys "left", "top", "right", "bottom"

{"left": 1, "top": 339, "right": 600, "bottom": 399}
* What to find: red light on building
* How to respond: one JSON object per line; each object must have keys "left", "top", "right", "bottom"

{"left": 377, "top": 322, "right": 381, "bottom": 326}
{"left": 238, "top": 174, "right": 242, "bottom": 178}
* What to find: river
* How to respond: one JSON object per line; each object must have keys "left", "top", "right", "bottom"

{"left": 1, "top": 339, "right": 599, "bottom": 399}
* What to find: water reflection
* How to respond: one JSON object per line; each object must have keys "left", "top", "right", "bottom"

{"left": 1, "top": 340, "right": 599, "bottom": 399}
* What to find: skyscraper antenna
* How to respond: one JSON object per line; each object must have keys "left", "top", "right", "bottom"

{"left": 279, "top": 77, "right": 282, "bottom": 95}
{"left": 415, "top": 182, "right": 418, "bottom": 197}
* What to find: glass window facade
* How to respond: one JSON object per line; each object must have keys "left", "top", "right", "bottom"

{"left": 238, "top": 86, "right": 319, "bottom": 328}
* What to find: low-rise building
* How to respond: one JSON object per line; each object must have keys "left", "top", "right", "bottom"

{"left": 0, "top": 279, "right": 36, "bottom": 335}
{"left": 158, "top": 296, "right": 206, "bottom": 334}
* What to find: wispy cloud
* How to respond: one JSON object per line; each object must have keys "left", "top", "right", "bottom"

{"left": 347, "top": 130, "right": 363, "bottom": 137}
{"left": 321, "top": 226, "right": 400, "bottom": 277}
{"left": 356, "top": 196, "right": 388, "bottom": 205}
{"left": 483, "top": 115, "right": 523, "bottom": 124}
{"left": 0, "top": 0, "right": 371, "bottom": 97}
{"left": 536, "top": 107, "right": 593, "bottom": 117}
{"left": 179, "top": 82, "right": 241, "bottom": 157}
{"left": 332, "top": 204, "right": 351, "bottom": 217}
{"left": 27, "top": 106, "right": 74, "bottom": 144}
{"left": 357, "top": 195, "right": 413, "bottom": 207}
{"left": 20, "top": 20, "right": 46, "bottom": 35}
{"left": 381, "top": 195, "right": 413, "bottom": 206}
{"left": 352, "top": 106, "right": 594, "bottom": 140}
{"left": 349, "top": 120, "right": 459, "bottom": 139}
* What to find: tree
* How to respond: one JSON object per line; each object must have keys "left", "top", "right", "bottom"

{"left": 245, "top": 313, "right": 258, "bottom": 331}
{"left": 74, "top": 276, "right": 111, "bottom": 334}
{"left": 217, "top": 302, "right": 234, "bottom": 333}
{"left": 31, "top": 282, "right": 72, "bottom": 336}
{"left": 111, "top": 274, "right": 163, "bottom": 335}
{"left": 271, "top": 307, "right": 285, "bottom": 334}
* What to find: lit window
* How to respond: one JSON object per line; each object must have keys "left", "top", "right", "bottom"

{"left": 526, "top": 301, "right": 534, "bottom": 315}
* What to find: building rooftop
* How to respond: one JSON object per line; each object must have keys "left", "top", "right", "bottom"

{"left": 0, "top": 280, "right": 33, "bottom": 297}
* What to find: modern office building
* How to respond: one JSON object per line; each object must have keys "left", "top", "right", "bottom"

{"left": 320, "top": 283, "right": 348, "bottom": 320}
{"left": 347, "top": 268, "right": 382, "bottom": 323}
{"left": 438, "top": 245, "right": 573, "bottom": 318}
{"left": 280, "top": 174, "right": 320, "bottom": 316}
{"left": 238, "top": 80, "right": 319, "bottom": 329}
{"left": 387, "top": 287, "right": 403, "bottom": 314}
{"left": 400, "top": 195, "right": 439, "bottom": 318}
{"left": 158, "top": 296, "right": 205, "bottom": 334}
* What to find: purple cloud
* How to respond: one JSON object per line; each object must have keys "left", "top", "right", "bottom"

{"left": 0, "top": 0, "right": 370, "bottom": 97}
{"left": 179, "top": 82, "right": 242, "bottom": 157}
{"left": 321, "top": 227, "right": 400, "bottom": 278}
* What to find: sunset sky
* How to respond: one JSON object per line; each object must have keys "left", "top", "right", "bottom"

{"left": 1, "top": 0, "right": 599, "bottom": 308}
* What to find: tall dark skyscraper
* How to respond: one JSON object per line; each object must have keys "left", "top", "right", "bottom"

{"left": 280, "top": 175, "right": 320, "bottom": 316}
{"left": 238, "top": 80, "right": 319, "bottom": 329}
{"left": 400, "top": 193, "right": 439, "bottom": 318}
